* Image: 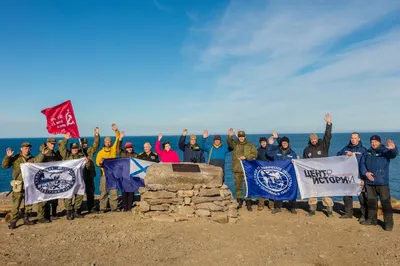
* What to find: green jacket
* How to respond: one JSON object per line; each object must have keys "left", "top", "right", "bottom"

{"left": 58, "top": 138, "right": 92, "bottom": 174}
{"left": 227, "top": 136, "right": 257, "bottom": 173}
{"left": 82, "top": 134, "right": 100, "bottom": 161}
{"left": 2, "top": 153, "right": 44, "bottom": 181}
{"left": 39, "top": 143, "right": 63, "bottom": 162}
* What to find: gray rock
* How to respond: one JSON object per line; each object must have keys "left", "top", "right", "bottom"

{"left": 147, "top": 184, "right": 165, "bottom": 191}
{"left": 212, "top": 213, "right": 228, "bottom": 224}
{"left": 150, "top": 205, "right": 170, "bottom": 211}
{"left": 145, "top": 163, "right": 223, "bottom": 187}
{"left": 227, "top": 202, "right": 239, "bottom": 209}
{"left": 177, "top": 190, "right": 194, "bottom": 197}
{"left": 219, "top": 189, "right": 232, "bottom": 198}
{"left": 194, "top": 184, "right": 202, "bottom": 190}
{"left": 213, "top": 201, "right": 225, "bottom": 207}
{"left": 184, "top": 197, "right": 191, "bottom": 205}
{"left": 228, "top": 217, "right": 238, "bottom": 224}
{"left": 195, "top": 209, "right": 211, "bottom": 217}
{"left": 227, "top": 208, "right": 238, "bottom": 218}
{"left": 192, "top": 196, "right": 224, "bottom": 204}
{"left": 221, "top": 184, "right": 228, "bottom": 189}
{"left": 195, "top": 202, "right": 224, "bottom": 212}
{"left": 138, "top": 187, "right": 147, "bottom": 193}
{"left": 138, "top": 201, "right": 150, "bottom": 212}
{"left": 166, "top": 184, "right": 194, "bottom": 192}
{"left": 142, "top": 191, "right": 176, "bottom": 199}
{"left": 151, "top": 215, "right": 175, "bottom": 222}
{"left": 170, "top": 205, "right": 195, "bottom": 215}
{"left": 198, "top": 188, "right": 221, "bottom": 197}
{"left": 172, "top": 197, "right": 184, "bottom": 205}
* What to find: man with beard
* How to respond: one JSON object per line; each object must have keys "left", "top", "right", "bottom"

{"left": 360, "top": 136, "right": 398, "bottom": 231}
{"left": 96, "top": 124, "right": 120, "bottom": 213}
{"left": 303, "top": 114, "right": 333, "bottom": 217}
{"left": 227, "top": 128, "right": 258, "bottom": 211}
{"left": 267, "top": 136, "right": 298, "bottom": 214}
{"left": 2, "top": 142, "right": 45, "bottom": 229}
{"left": 337, "top": 132, "right": 367, "bottom": 220}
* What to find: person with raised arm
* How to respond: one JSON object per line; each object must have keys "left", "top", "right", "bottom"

{"left": 178, "top": 129, "right": 204, "bottom": 163}
{"left": 155, "top": 133, "right": 180, "bottom": 163}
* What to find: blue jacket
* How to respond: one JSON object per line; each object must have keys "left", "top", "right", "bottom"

{"left": 257, "top": 146, "right": 274, "bottom": 161}
{"left": 267, "top": 146, "right": 297, "bottom": 161}
{"left": 199, "top": 137, "right": 232, "bottom": 163}
{"left": 336, "top": 141, "right": 367, "bottom": 165}
{"left": 360, "top": 145, "right": 398, "bottom": 185}
{"left": 178, "top": 135, "right": 204, "bottom": 163}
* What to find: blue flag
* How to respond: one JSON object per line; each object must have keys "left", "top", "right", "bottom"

{"left": 103, "top": 158, "right": 155, "bottom": 192}
{"left": 242, "top": 160, "right": 298, "bottom": 200}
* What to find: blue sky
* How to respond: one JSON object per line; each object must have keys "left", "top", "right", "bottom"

{"left": 1, "top": 0, "right": 400, "bottom": 138}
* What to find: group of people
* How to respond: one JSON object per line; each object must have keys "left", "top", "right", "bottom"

{"left": 2, "top": 114, "right": 398, "bottom": 231}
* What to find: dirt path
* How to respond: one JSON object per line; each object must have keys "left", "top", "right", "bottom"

{"left": 1, "top": 198, "right": 399, "bottom": 266}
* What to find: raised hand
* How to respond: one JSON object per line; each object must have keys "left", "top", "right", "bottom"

{"left": 6, "top": 148, "right": 14, "bottom": 157}
{"left": 42, "top": 146, "right": 48, "bottom": 155}
{"left": 272, "top": 131, "right": 278, "bottom": 139}
{"left": 94, "top": 127, "right": 99, "bottom": 135}
{"left": 120, "top": 131, "right": 125, "bottom": 140}
{"left": 268, "top": 136, "right": 275, "bottom": 145}
{"left": 65, "top": 132, "right": 71, "bottom": 140}
{"left": 387, "top": 139, "right": 395, "bottom": 149}
{"left": 182, "top": 129, "right": 188, "bottom": 136}
{"left": 158, "top": 133, "right": 163, "bottom": 140}
{"left": 111, "top": 123, "right": 118, "bottom": 131}
{"left": 366, "top": 172, "right": 374, "bottom": 182}
{"left": 324, "top": 113, "right": 332, "bottom": 124}
{"left": 203, "top": 130, "right": 209, "bottom": 138}
{"left": 228, "top": 128, "right": 234, "bottom": 137}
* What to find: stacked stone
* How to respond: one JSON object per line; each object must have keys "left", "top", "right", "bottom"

{"left": 135, "top": 163, "right": 239, "bottom": 223}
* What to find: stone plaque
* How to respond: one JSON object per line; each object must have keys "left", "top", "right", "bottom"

{"left": 172, "top": 164, "right": 201, "bottom": 173}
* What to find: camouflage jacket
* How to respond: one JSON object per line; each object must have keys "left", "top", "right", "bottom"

{"left": 2, "top": 153, "right": 44, "bottom": 181}
{"left": 227, "top": 136, "right": 257, "bottom": 173}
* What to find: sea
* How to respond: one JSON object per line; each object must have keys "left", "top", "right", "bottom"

{"left": 1, "top": 132, "right": 400, "bottom": 201}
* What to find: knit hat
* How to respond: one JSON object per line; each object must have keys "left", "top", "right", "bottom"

{"left": 370, "top": 135, "right": 381, "bottom": 143}
{"left": 124, "top": 142, "right": 133, "bottom": 149}
{"left": 189, "top": 134, "right": 197, "bottom": 140}
{"left": 259, "top": 137, "right": 268, "bottom": 143}
{"left": 104, "top": 136, "right": 111, "bottom": 142}
{"left": 213, "top": 135, "right": 222, "bottom": 141}
{"left": 238, "top": 131, "right": 246, "bottom": 137}
{"left": 280, "top": 136, "right": 290, "bottom": 144}
{"left": 309, "top": 133, "right": 318, "bottom": 140}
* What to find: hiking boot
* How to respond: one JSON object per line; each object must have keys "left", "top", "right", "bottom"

{"left": 246, "top": 200, "right": 253, "bottom": 212}
{"left": 257, "top": 205, "right": 264, "bottom": 211}
{"left": 327, "top": 207, "right": 334, "bottom": 217}
{"left": 339, "top": 213, "right": 352, "bottom": 219}
{"left": 360, "top": 219, "right": 377, "bottom": 226}
{"left": 358, "top": 216, "right": 366, "bottom": 223}
{"left": 271, "top": 208, "right": 281, "bottom": 214}
{"left": 74, "top": 211, "right": 83, "bottom": 218}
{"left": 99, "top": 210, "right": 106, "bottom": 214}
{"left": 23, "top": 215, "right": 34, "bottom": 225}
{"left": 37, "top": 218, "right": 51, "bottom": 223}
{"left": 384, "top": 225, "right": 393, "bottom": 231}
{"left": 236, "top": 199, "right": 243, "bottom": 209}
{"left": 88, "top": 209, "right": 99, "bottom": 214}
{"left": 111, "top": 209, "right": 120, "bottom": 212}
{"left": 290, "top": 208, "right": 297, "bottom": 214}
{"left": 51, "top": 215, "right": 59, "bottom": 221}
{"left": 307, "top": 204, "right": 316, "bottom": 216}
{"left": 66, "top": 211, "right": 74, "bottom": 220}
{"left": 268, "top": 200, "right": 274, "bottom": 210}
{"left": 8, "top": 222, "right": 17, "bottom": 230}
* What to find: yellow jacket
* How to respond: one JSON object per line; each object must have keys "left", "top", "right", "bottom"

{"left": 96, "top": 130, "right": 120, "bottom": 175}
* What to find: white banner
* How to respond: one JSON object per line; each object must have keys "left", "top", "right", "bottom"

{"left": 292, "top": 155, "right": 361, "bottom": 199}
{"left": 21, "top": 158, "right": 86, "bottom": 205}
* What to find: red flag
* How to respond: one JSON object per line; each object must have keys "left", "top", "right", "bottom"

{"left": 41, "top": 100, "right": 80, "bottom": 138}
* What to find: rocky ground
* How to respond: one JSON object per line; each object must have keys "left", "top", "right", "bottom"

{"left": 0, "top": 193, "right": 399, "bottom": 266}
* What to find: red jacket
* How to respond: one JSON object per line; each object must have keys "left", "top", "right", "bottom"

{"left": 155, "top": 140, "right": 181, "bottom": 163}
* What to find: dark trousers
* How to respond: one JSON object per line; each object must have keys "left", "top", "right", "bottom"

{"left": 209, "top": 159, "right": 225, "bottom": 183}
{"left": 274, "top": 200, "right": 296, "bottom": 209}
{"left": 84, "top": 177, "right": 95, "bottom": 211}
{"left": 343, "top": 192, "right": 367, "bottom": 218}
{"left": 44, "top": 199, "right": 58, "bottom": 219}
{"left": 366, "top": 185, "right": 393, "bottom": 226}
{"left": 122, "top": 192, "right": 134, "bottom": 211}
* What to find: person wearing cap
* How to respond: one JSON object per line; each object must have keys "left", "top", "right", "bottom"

{"left": 303, "top": 113, "right": 333, "bottom": 217}
{"left": 178, "top": 129, "right": 204, "bottom": 163}
{"left": 137, "top": 142, "right": 160, "bottom": 163}
{"left": 117, "top": 130, "right": 138, "bottom": 158}
{"left": 79, "top": 127, "right": 100, "bottom": 213}
{"left": 155, "top": 133, "right": 181, "bottom": 162}
{"left": 336, "top": 132, "right": 368, "bottom": 220}
{"left": 256, "top": 133, "right": 279, "bottom": 211}
{"left": 267, "top": 135, "right": 298, "bottom": 214}
{"left": 360, "top": 135, "right": 398, "bottom": 231}
{"left": 199, "top": 130, "right": 233, "bottom": 182}
{"left": 96, "top": 124, "right": 121, "bottom": 213}
{"left": 2, "top": 142, "right": 45, "bottom": 229}
{"left": 38, "top": 136, "right": 64, "bottom": 222}
{"left": 227, "top": 128, "right": 257, "bottom": 211}
{"left": 58, "top": 132, "right": 92, "bottom": 219}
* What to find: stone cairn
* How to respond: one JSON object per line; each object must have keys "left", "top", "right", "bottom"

{"left": 134, "top": 163, "right": 239, "bottom": 223}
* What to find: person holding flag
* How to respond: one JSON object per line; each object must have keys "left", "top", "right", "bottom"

{"left": 96, "top": 124, "right": 121, "bottom": 213}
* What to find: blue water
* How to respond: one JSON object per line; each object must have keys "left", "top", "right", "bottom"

{"left": 1, "top": 133, "right": 400, "bottom": 201}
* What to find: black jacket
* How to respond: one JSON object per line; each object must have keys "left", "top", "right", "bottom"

{"left": 302, "top": 123, "right": 332, "bottom": 158}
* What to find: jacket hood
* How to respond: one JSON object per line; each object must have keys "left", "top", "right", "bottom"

{"left": 346, "top": 140, "right": 364, "bottom": 149}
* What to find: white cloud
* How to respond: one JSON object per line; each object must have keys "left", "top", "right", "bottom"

{"left": 184, "top": 0, "right": 400, "bottom": 133}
